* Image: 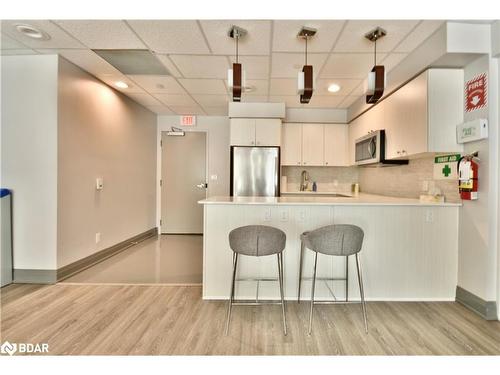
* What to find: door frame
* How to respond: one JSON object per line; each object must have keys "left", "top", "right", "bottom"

{"left": 157, "top": 129, "right": 209, "bottom": 234}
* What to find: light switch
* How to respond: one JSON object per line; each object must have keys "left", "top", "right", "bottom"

{"left": 210, "top": 174, "right": 218, "bottom": 181}
{"left": 96, "top": 178, "right": 104, "bottom": 190}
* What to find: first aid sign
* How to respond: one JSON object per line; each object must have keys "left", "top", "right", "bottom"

{"left": 465, "top": 73, "right": 487, "bottom": 112}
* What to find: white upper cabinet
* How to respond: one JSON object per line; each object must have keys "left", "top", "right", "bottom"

{"left": 230, "top": 118, "right": 282, "bottom": 146}
{"left": 255, "top": 119, "right": 281, "bottom": 146}
{"left": 348, "top": 68, "right": 464, "bottom": 164}
{"left": 324, "top": 124, "right": 349, "bottom": 166}
{"left": 281, "top": 123, "right": 302, "bottom": 166}
{"left": 282, "top": 123, "right": 349, "bottom": 166}
{"left": 302, "top": 124, "right": 325, "bottom": 166}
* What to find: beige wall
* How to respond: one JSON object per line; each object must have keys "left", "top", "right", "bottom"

{"left": 57, "top": 57, "right": 157, "bottom": 268}
{"left": 358, "top": 157, "right": 460, "bottom": 203}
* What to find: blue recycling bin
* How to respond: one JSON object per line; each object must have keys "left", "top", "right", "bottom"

{"left": 1, "top": 189, "right": 13, "bottom": 287}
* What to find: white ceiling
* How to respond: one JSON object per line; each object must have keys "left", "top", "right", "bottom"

{"left": 0, "top": 19, "right": 446, "bottom": 115}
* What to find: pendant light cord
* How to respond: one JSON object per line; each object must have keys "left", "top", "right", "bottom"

{"left": 305, "top": 36, "right": 308, "bottom": 65}
{"left": 374, "top": 38, "right": 377, "bottom": 66}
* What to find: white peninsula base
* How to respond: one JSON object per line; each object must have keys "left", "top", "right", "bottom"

{"left": 200, "top": 196, "right": 460, "bottom": 302}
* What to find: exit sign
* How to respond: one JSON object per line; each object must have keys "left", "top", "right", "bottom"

{"left": 180, "top": 115, "right": 196, "bottom": 126}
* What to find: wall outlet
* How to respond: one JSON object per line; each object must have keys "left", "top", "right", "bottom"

{"left": 425, "top": 210, "right": 434, "bottom": 223}
{"left": 95, "top": 232, "right": 101, "bottom": 244}
{"left": 210, "top": 174, "right": 218, "bottom": 181}
{"left": 263, "top": 208, "right": 272, "bottom": 222}
{"left": 96, "top": 177, "right": 104, "bottom": 190}
{"left": 279, "top": 209, "right": 289, "bottom": 222}
{"left": 298, "top": 210, "right": 307, "bottom": 222}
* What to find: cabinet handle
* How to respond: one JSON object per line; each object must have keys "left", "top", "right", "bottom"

{"left": 401, "top": 150, "right": 406, "bottom": 154}
{"left": 297, "top": 162, "right": 301, "bottom": 165}
{"left": 397, "top": 150, "right": 401, "bottom": 155}
{"left": 303, "top": 162, "right": 307, "bottom": 165}
{"left": 251, "top": 141, "right": 255, "bottom": 145}
{"left": 325, "top": 162, "right": 329, "bottom": 165}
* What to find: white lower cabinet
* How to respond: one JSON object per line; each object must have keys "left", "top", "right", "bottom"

{"left": 282, "top": 123, "right": 349, "bottom": 166}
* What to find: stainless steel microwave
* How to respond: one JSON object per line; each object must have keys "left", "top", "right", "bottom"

{"left": 355, "top": 130, "right": 408, "bottom": 166}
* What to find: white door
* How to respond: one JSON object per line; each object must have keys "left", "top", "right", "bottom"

{"left": 324, "top": 124, "right": 348, "bottom": 166}
{"left": 230, "top": 118, "right": 255, "bottom": 146}
{"left": 281, "top": 123, "right": 302, "bottom": 166}
{"left": 302, "top": 123, "right": 324, "bottom": 166}
{"left": 161, "top": 131, "right": 207, "bottom": 234}
{"left": 255, "top": 119, "right": 281, "bottom": 146}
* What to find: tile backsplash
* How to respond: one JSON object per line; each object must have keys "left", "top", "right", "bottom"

{"left": 282, "top": 166, "right": 359, "bottom": 193}
{"left": 358, "top": 156, "right": 461, "bottom": 202}
{"left": 282, "top": 156, "right": 461, "bottom": 203}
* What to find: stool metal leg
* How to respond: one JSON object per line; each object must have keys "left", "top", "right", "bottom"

{"left": 345, "top": 255, "right": 349, "bottom": 302}
{"left": 355, "top": 253, "right": 368, "bottom": 334}
{"left": 277, "top": 253, "right": 287, "bottom": 335}
{"left": 297, "top": 240, "right": 305, "bottom": 303}
{"left": 225, "top": 252, "right": 238, "bottom": 335}
{"left": 308, "top": 251, "right": 318, "bottom": 335}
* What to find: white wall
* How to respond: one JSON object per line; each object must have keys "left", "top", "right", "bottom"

{"left": 57, "top": 58, "right": 157, "bottom": 268}
{"left": 458, "top": 53, "right": 499, "bottom": 307}
{"left": 1, "top": 55, "right": 59, "bottom": 270}
{"left": 157, "top": 116, "right": 230, "bottom": 227}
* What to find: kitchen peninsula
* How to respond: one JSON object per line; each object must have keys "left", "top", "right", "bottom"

{"left": 200, "top": 194, "right": 460, "bottom": 301}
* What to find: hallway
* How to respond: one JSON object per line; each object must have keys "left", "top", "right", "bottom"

{"left": 61, "top": 235, "right": 203, "bottom": 285}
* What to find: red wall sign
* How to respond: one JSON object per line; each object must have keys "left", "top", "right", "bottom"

{"left": 465, "top": 73, "right": 487, "bottom": 112}
{"left": 180, "top": 115, "right": 196, "bottom": 126}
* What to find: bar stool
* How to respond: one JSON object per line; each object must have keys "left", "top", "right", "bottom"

{"left": 225, "top": 225, "right": 287, "bottom": 336}
{"left": 297, "top": 224, "right": 367, "bottom": 334}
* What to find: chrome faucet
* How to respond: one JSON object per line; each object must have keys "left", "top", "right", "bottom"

{"left": 300, "top": 170, "right": 310, "bottom": 191}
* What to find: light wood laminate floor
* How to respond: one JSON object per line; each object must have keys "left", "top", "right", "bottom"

{"left": 1, "top": 284, "right": 500, "bottom": 355}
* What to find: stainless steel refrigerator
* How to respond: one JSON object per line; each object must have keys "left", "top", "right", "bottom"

{"left": 230, "top": 146, "right": 280, "bottom": 197}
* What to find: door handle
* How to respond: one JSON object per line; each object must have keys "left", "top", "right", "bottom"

{"left": 196, "top": 183, "right": 208, "bottom": 189}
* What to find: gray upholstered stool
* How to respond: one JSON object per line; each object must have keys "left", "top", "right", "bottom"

{"left": 225, "top": 225, "right": 287, "bottom": 335}
{"left": 298, "top": 224, "right": 367, "bottom": 334}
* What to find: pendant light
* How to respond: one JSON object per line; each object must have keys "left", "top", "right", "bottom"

{"left": 227, "top": 25, "right": 247, "bottom": 102}
{"left": 297, "top": 27, "right": 317, "bottom": 104}
{"left": 365, "top": 27, "right": 387, "bottom": 104}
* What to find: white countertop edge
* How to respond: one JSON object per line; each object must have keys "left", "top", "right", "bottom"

{"left": 199, "top": 194, "right": 462, "bottom": 207}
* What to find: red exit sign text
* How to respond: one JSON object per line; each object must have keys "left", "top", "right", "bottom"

{"left": 180, "top": 115, "right": 196, "bottom": 126}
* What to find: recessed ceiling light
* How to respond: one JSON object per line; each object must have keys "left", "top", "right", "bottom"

{"left": 328, "top": 83, "right": 341, "bottom": 93}
{"left": 115, "top": 81, "right": 129, "bottom": 89}
{"left": 244, "top": 85, "right": 255, "bottom": 93}
{"left": 15, "top": 24, "right": 50, "bottom": 40}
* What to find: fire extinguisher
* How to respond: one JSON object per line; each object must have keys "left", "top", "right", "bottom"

{"left": 458, "top": 152, "right": 479, "bottom": 200}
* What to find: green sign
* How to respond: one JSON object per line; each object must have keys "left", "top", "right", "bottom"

{"left": 435, "top": 154, "right": 460, "bottom": 164}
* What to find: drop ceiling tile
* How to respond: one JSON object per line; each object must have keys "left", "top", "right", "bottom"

{"left": 228, "top": 55, "right": 269, "bottom": 79}
{"left": 339, "top": 95, "right": 362, "bottom": 108}
{"left": 306, "top": 95, "right": 345, "bottom": 108}
{"left": 1, "top": 49, "right": 37, "bottom": 55}
{"left": 127, "top": 20, "right": 209, "bottom": 54}
{"left": 170, "top": 55, "right": 229, "bottom": 79}
{"left": 200, "top": 20, "right": 271, "bottom": 55}
{"left": 381, "top": 53, "right": 408, "bottom": 72}
{"left": 192, "top": 94, "right": 229, "bottom": 107}
{"left": 145, "top": 105, "right": 174, "bottom": 115}
{"left": 95, "top": 74, "right": 145, "bottom": 94}
{"left": 394, "top": 20, "right": 444, "bottom": 53}
{"left": 269, "top": 78, "right": 297, "bottom": 96}
{"left": 315, "top": 78, "right": 362, "bottom": 96}
{"left": 349, "top": 81, "right": 366, "bottom": 96}
{"left": 155, "top": 54, "right": 182, "bottom": 77}
{"left": 273, "top": 20, "right": 346, "bottom": 53}
{"left": 334, "top": 20, "right": 419, "bottom": 53}
{"left": 126, "top": 92, "right": 162, "bottom": 107}
{"left": 36, "top": 49, "right": 122, "bottom": 76}
{"left": 269, "top": 95, "right": 301, "bottom": 107}
{"left": 169, "top": 105, "right": 206, "bottom": 115}
{"left": 203, "top": 106, "right": 228, "bottom": 116}
{"left": 128, "top": 75, "right": 186, "bottom": 94}
{"left": 154, "top": 93, "right": 198, "bottom": 107}
{"left": 179, "top": 78, "right": 227, "bottom": 95}
{"left": 1, "top": 20, "right": 85, "bottom": 49}
{"left": 271, "top": 53, "right": 328, "bottom": 78}
{"left": 55, "top": 20, "right": 146, "bottom": 49}
{"left": 1, "top": 33, "right": 27, "bottom": 49}
{"left": 320, "top": 53, "right": 387, "bottom": 79}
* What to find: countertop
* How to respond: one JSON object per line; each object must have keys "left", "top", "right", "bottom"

{"left": 199, "top": 193, "right": 462, "bottom": 207}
